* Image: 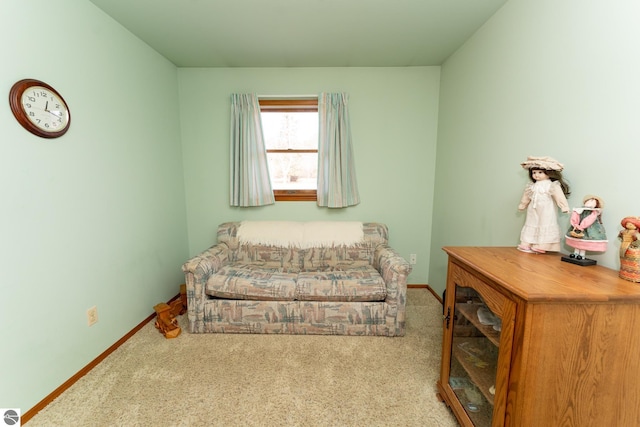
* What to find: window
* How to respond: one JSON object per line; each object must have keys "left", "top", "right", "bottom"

{"left": 259, "top": 98, "right": 318, "bottom": 201}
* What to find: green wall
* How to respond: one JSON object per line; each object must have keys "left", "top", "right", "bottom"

{"left": 430, "top": 0, "right": 640, "bottom": 294}
{"left": 14, "top": 0, "right": 638, "bottom": 415}
{"left": 178, "top": 67, "right": 440, "bottom": 284}
{"left": 1, "top": 1, "right": 188, "bottom": 412}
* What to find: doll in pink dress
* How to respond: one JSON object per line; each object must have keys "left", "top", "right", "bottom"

{"left": 517, "top": 156, "right": 571, "bottom": 253}
{"left": 565, "top": 195, "right": 608, "bottom": 260}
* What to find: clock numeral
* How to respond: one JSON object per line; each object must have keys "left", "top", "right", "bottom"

{"left": 28, "top": 96, "right": 36, "bottom": 102}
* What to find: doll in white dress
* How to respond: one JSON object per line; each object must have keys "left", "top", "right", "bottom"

{"left": 517, "top": 156, "right": 571, "bottom": 253}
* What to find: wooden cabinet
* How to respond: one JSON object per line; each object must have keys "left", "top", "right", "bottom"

{"left": 437, "top": 247, "right": 640, "bottom": 427}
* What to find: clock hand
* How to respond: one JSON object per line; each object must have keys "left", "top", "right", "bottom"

{"left": 45, "top": 101, "right": 49, "bottom": 112}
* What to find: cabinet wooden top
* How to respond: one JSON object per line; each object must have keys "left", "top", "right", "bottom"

{"left": 443, "top": 246, "right": 640, "bottom": 303}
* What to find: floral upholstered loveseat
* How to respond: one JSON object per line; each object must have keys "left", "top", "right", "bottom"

{"left": 181, "top": 221, "right": 412, "bottom": 336}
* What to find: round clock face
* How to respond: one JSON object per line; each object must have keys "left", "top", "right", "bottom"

{"left": 9, "top": 79, "right": 71, "bottom": 138}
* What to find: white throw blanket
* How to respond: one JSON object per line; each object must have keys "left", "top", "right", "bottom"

{"left": 237, "top": 221, "right": 364, "bottom": 248}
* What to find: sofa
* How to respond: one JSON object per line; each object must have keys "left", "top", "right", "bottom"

{"left": 181, "top": 221, "right": 412, "bottom": 336}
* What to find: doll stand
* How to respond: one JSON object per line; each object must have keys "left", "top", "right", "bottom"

{"left": 561, "top": 254, "right": 596, "bottom": 266}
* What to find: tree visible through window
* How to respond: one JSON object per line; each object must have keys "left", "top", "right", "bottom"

{"left": 260, "top": 98, "right": 318, "bottom": 201}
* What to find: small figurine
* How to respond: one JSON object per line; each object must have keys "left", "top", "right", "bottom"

{"left": 154, "top": 302, "right": 181, "bottom": 339}
{"left": 618, "top": 216, "right": 640, "bottom": 282}
{"left": 562, "top": 195, "right": 607, "bottom": 266}
{"left": 517, "top": 156, "right": 571, "bottom": 254}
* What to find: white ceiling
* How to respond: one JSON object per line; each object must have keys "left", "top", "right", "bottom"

{"left": 89, "top": 0, "right": 507, "bottom": 68}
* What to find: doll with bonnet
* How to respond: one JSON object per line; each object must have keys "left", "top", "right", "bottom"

{"left": 517, "top": 156, "right": 571, "bottom": 253}
{"left": 563, "top": 195, "right": 607, "bottom": 264}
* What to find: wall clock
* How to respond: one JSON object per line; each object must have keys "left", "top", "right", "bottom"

{"left": 9, "top": 79, "right": 71, "bottom": 138}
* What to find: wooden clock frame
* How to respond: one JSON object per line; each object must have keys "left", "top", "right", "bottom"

{"left": 9, "top": 79, "right": 71, "bottom": 139}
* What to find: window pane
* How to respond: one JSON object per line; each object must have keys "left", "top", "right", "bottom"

{"left": 262, "top": 112, "right": 318, "bottom": 150}
{"left": 267, "top": 152, "right": 317, "bottom": 189}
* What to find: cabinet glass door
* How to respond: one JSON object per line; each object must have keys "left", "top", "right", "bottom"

{"left": 448, "top": 285, "right": 501, "bottom": 427}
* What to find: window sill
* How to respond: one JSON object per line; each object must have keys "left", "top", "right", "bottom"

{"left": 274, "top": 190, "right": 317, "bottom": 202}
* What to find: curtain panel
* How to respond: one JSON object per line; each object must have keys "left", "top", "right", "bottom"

{"left": 229, "top": 94, "right": 275, "bottom": 207}
{"left": 317, "top": 93, "right": 360, "bottom": 208}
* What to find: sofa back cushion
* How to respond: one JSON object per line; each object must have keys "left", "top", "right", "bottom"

{"left": 216, "top": 221, "right": 388, "bottom": 271}
{"left": 217, "top": 222, "right": 303, "bottom": 271}
{"left": 301, "top": 222, "right": 388, "bottom": 270}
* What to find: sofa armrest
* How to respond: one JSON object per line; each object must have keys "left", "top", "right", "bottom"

{"left": 181, "top": 243, "right": 230, "bottom": 332}
{"left": 374, "top": 245, "right": 412, "bottom": 305}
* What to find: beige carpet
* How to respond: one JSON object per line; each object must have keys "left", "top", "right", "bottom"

{"left": 28, "top": 289, "right": 458, "bottom": 426}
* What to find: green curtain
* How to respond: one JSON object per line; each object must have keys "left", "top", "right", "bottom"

{"left": 317, "top": 93, "right": 360, "bottom": 208}
{"left": 229, "top": 94, "right": 275, "bottom": 207}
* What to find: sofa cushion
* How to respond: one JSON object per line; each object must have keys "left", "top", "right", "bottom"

{"left": 302, "top": 245, "right": 374, "bottom": 270}
{"left": 234, "top": 244, "right": 302, "bottom": 271}
{"left": 295, "top": 265, "right": 386, "bottom": 302}
{"left": 206, "top": 264, "right": 297, "bottom": 301}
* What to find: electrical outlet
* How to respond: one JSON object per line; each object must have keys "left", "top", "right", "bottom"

{"left": 409, "top": 254, "right": 417, "bottom": 265}
{"left": 87, "top": 306, "right": 98, "bottom": 326}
